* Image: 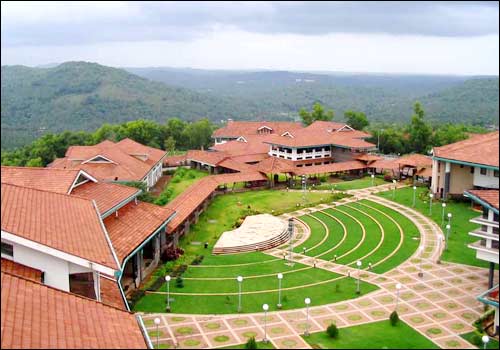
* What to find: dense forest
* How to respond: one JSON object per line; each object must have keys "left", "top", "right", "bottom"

{"left": 1, "top": 62, "right": 498, "bottom": 149}
{"left": 1, "top": 102, "right": 488, "bottom": 168}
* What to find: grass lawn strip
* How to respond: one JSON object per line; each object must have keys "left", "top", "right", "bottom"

{"left": 376, "top": 186, "right": 487, "bottom": 268}
{"left": 312, "top": 211, "right": 348, "bottom": 259}
{"left": 460, "top": 331, "right": 499, "bottom": 349}
{"left": 302, "top": 320, "right": 439, "bottom": 349}
{"left": 341, "top": 204, "right": 386, "bottom": 267}
{"left": 320, "top": 208, "right": 363, "bottom": 261}
{"left": 352, "top": 203, "right": 404, "bottom": 268}
{"left": 293, "top": 215, "right": 328, "bottom": 254}
{"left": 302, "top": 214, "right": 331, "bottom": 253}
{"left": 323, "top": 207, "right": 366, "bottom": 261}
{"left": 182, "top": 266, "right": 312, "bottom": 280}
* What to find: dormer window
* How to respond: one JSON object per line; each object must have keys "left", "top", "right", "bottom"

{"left": 236, "top": 136, "right": 248, "bottom": 142}
{"left": 257, "top": 126, "right": 273, "bottom": 134}
{"left": 281, "top": 131, "right": 294, "bottom": 138}
{"left": 82, "top": 155, "right": 116, "bottom": 164}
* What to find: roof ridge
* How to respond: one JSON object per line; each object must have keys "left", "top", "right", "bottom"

{"left": 1, "top": 182, "right": 94, "bottom": 203}
{"left": 0, "top": 165, "right": 79, "bottom": 172}
{"left": 1, "top": 270, "right": 133, "bottom": 314}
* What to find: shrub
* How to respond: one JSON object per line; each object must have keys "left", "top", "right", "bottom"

{"left": 383, "top": 174, "right": 393, "bottom": 182}
{"left": 326, "top": 323, "right": 339, "bottom": 338}
{"left": 389, "top": 311, "right": 399, "bottom": 326}
{"left": 245, "top": 337, "right": 257, "bottom": 349}
{"left": 171, "top": 263, "right": 188, "bottom": 277}
{"left": 175, "top": 276, "right": 184, "bottom": 288}
{"left": 127, "top": 289, "right": 146, "bottom": 309}
{"left": 160, "top": 246, "right": 184, "bottom": 262}
{"left": 190, "top": 255, "right": 204, "bottom": 265}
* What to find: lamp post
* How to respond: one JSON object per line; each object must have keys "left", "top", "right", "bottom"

{"left": 445, "top": 224, "right": 451, "bottom": 250}
{"left": 165, "top": 275, "right": 171, "bottom": 312}
{"left": 288, "top": 218, "right": 294, "bottom": 266}
{"left": 418, "top": 247, "right": 424, "bottom": 277}
{"left": 302, "top": 175, "right": 307, "bottom": 202}
{"left": 303, "top": 247, "right": 307, "bottom": 255}
{"left": 304, "top": 297, "right": 311, "bottom": 336}
{"left": 412, "top": 186, "right": 417, "bottom": 207}
{"left": 277, "top": 273, "right": 283, "bottom": 309}
{"left": 237, "top": 276, "right": 243, "bottom": 312}
{"left": 482, "top": 335, "right": 489, "bottom": 349}
{"left": 395, "top": 283, "right": 402, "bottom": 312}
{"left": 428, "top": 193, "right": 434, "bottom": 216}
{"left": 441, "top": 203, "right": 446, "bottom": 227}
{"left": 437, "top": 236, "right": 442, "bottom": 264}
{"left": 154, "top": 317, "right": 161, "bottom": 349}
{"left": 392, "top": 179, "right": 397, "bottom": 199}
{"left": 447, "top": 212, "right": 452, "bottom": 226}
{"left": 356, "top": 260, "right": 362, "bottom": 294}
{"left": 377, "top": 129, "right": 384, "bottom": 151}
{"left": 262, "top": 304, "right": 269, "bottom": 343}
{"left": 371, "top": 174, "right": 375, "bottom": 187}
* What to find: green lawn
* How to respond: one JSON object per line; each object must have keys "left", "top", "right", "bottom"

{"left": 180, "top": 190, "right": 345, "bottom": 256}
{"left": 216, "top": 341, "right": 275, "bottom": 349}
{"left": 293, "top": 200, "right": 420, "bottom": 273}
{"left": 377, "top": 186, "right": 489, "bottom": 268}
{"left": 303, "top": 320, "right": 439, "bottom": 349}
{"left": 155, "top": 168, "right": 208, "bottom": 205}
{"left": 460, "top": 331, "right": 499, "bottom": 349}
{"left": 314, "top": 176, "right": 388, "bottom": 191}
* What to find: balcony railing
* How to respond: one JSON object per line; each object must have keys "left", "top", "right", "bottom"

{"left": 470, "top": 215, "right": 499, "bottom": 228}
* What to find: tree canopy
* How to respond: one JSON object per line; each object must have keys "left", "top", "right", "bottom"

{"left": 299, "top": 102, "right": 334, "bottom": 125}
{"left": 344, "top": 110, "right": 369, "bottom": 130}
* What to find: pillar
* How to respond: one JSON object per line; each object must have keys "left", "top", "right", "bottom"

{"left": 443, "top": 161, "right": 451, "bottom": 200}
{"left": 489, "top": 262, "right": 495, "bottom": 289}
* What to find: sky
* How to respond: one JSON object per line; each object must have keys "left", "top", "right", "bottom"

{"left": 1, "top": 1, "right": 499, "bottom": 75}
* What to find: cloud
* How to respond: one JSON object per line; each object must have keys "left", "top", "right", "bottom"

{"left": 1, "top": 1, "right": 498, "bottom": 47}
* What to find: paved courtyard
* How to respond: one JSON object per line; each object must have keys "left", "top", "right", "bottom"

{"left": 139, "top": 184, "right": 497, "bottom": 349}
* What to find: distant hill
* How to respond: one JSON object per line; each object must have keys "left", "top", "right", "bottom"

{"left": 2, "top": 62, "right": 498, "bottom": 149}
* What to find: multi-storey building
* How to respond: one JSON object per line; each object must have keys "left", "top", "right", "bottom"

{"left": 212, "top": 120, "right": 303, "bottom": 145}
{"left": 431, "top": 132, "right": 499, "bottom": 199}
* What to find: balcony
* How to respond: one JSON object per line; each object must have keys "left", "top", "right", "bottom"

{"left": 470, "top": 215, "right": 499, "bottom": 228}
{"left": 469, "top": 228, "right": 499, "bottom": 241}
{"left": 468, "top": 239, "right": 499, "bottom": 263}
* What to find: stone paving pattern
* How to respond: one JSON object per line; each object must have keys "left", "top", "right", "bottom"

{"left": 139, "top": 183, "right": 498, "bottom": 349}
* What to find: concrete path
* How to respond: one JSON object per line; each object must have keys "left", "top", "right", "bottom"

{"left": 139, "top": 184, "right": 496, "bottom": 349}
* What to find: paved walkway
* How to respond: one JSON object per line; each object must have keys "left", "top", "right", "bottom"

{"left": 139, "top": 184, "right": 497, "bottom": 349}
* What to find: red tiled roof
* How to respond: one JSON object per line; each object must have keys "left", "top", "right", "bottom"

{"left": 230, "top": 153, "right": 270, "bottom": 164}
{"left": 0, "top": 258, "right": 42, "bottom": 283}
{"left": 466, "top": 189, "right": 499, "bottom": 210}
{"left": 100, "top": 276, "right": 127, "bottom": 310}
{"left": 255, "top": 157, "right": 295, "bottom": 174}
{"left": 50, "top": 138, "right": 167, "bottom": 182}
{"left": 1, "top": 166, "right": 82, "bottom": 194}
{"left": 263, "top": 123, "right": 374, "bottom": 149}
{"left": 303, "top": 121, "right": 350, "bottom": 131}
{"left": 217, "top": 158, "right": 257, "bottom": 172}
{"left": 71, "top": 181, "right": 140, "bottom": 215}
{"left": 416, "top": 167, "right": 433, "bottom": 178}
{"left": 186, "top": 150, "right": 230, "bottom": 166}
{"left": 396, "top": 154, "right": 432, "bottom": 168}
{"left": 433, "top": 131, "right": 499, "bottom": 167}
{"left": 1, "top": 183, "right": 118, "bottom": 270}
{"left": 1, "top": 272, "right": 147, "bottom": 349}
{"left": 165, "top": 172, "right": 267, "bottom": 232}
{"left": 369, "top": 158, "right": 400, "bottom": 170}
{"left": 211, "top": 134, "right": 272, "bottom": 156}
{"left": 104, "top": 201, "right": 175, "bottom": 263}
{"left": 163, "top": 154, "right": 187, "bottom": 167}
{"left": 213, "top": 121, "right": 303, "bottom": 138}
{"left": 355, "top": 154, "right": 382, "bottom": 162}
{"left": 292, "top": 160, "right": 367, "bottom": 176}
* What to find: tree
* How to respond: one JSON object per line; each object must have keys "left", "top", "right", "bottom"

{"left": 25, "top": 157, "right": 43, "bottom": 167}
{"left": 181, "top": 118, "right": 215, "bottom": 149}
{"left": 389, "top": 311, "right": 399, "bottom": 326}
{"left": 164, "top": 136, "right": 176, "bottom": 154}
{"left": 344, "top": 110, "right": 369, "bottom": 130}
{"left": 326, "top": 323, "right": 339, "bottom": 338}
{"left": 408, "top": 101, "right": 432, "bottom": 154}
{"left": 299, "top": 102, "right": 334, "bottom": 126}
{"left": 244, "top": 337, "right": 257, "bottom": 349}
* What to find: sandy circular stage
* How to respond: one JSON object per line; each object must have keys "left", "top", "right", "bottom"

{"left": 213, "top": 214, "right": 289, "bottom": 254}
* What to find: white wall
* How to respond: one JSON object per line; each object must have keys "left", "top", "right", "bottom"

{"left": 473, "top": 167, "right": 499, "bottom": 189}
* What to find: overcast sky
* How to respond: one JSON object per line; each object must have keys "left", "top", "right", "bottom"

{"left": 1, "top": 1, "right": 498, "bottom": 75}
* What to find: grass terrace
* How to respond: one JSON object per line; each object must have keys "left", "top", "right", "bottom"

{"left": 302, "top": 320, "right": 440, "bottom": 349}
{"left": 294, "top": 199, "right": 420, "bottom": 274}
{"left": 313, "top": 175, "right": 388, "bottom": 191}
{"left": 376, "top": 186, "right": 488, "bottom": 268}
{"left": 155, "top": 168, "right": 208, "bottom": 205}
{"left": 460, "top": 331, "right": 499, "bottom": 349}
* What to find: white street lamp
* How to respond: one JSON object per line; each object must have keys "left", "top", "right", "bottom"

{"left": 304, "top": 297, "right": 311, "bottom": 336}
{"left": 277, "top": 273, "right": 283, "bottom": 309}
{"left": 418, "top": 247, "right": 424, "bottom": 278}
{"left": 303, "top": 247, "right": 307, "bottom": 255}
{"left": 371, "top": 174, "right": 375, "bottom": 187}
{"left": 447, "top": 212, "right": 452, "bottom": 226}
{"left": 392, "top": 179, "right": 397, "bottom": 199}
{"left": 482, "top": 335, "right": 489, "bottom": 349}
{"left": 445, "top": 224, "right": 451, "bottom": 250}
{"left": 428, "top": 193, "right": 434, "bottom": 216}
{"left": 165, "top": 275, "right": 171, "bottom": 312}
{"left": 441, "top": 203, "right": 447, "bottom": 227}
{"left": 437, "top": 236, "right": 443, "bottom": 264}
{"left": 262, "top": 304, "right": 269, "bottom": 343}
{"left": 237, "top": 276, "right": 243, "bottom": 312}
{"left": 154, "top": 317, "right": 161, "bottom": 349}
{"left": 412, "top": 186, "right": 417, "bottom": 207}
{"left": 356, "top": 260, "right": 362, "bottom": 294}
{"left": 395, "top": 283, "right": 402, "bottom": 312}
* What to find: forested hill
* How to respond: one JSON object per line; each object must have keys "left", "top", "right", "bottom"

{"left": 0, "top": 62, "right": 252, "bottom": 149}
{"left": 2, "top": 62, "right": 499, "bottom": 149}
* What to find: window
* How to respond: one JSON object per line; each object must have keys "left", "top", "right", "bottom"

{"left": 480, "top": 168, "right": 487, "bottom": 175}
{"left": 470, "top": 166, "right": 474, "bottom": 174}
{"left": 494, "top": 170, "right": 499, "bottom": 178}
{"left": 1, "top": 242, "right": 13, "bottom": 257}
